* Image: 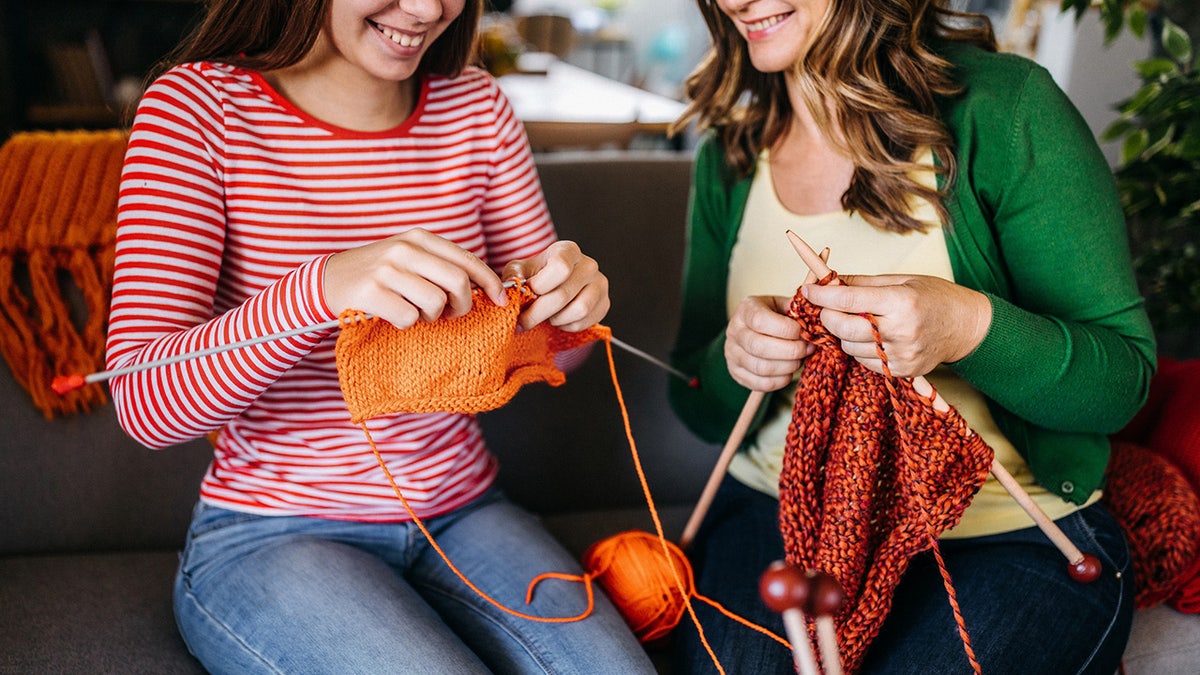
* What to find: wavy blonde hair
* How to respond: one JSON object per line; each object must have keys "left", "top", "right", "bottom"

{"left": 680, "top": 0, "right": 995, "bottom": 233}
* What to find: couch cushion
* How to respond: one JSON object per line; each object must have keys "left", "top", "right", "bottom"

{"left": 0, "top": 368, "right": 212, "bottom": 555}
{"left": 484, "top": 151, "right": 722, "bottom": 517}
{"left": 0, "top": 550, "right": 204, "bottom": 673}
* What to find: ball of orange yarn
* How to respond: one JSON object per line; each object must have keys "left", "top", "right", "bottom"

{"left": 583, "top": 530, "right": 694, "bottom": 643}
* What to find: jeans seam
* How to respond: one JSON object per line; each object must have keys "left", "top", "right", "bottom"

{"left": 420, "top": 581, "right": 559, "bottom": 674}
{"left": 178, "top": 576, "right": 288, "bottom": 675}
{"left": 1066, "top": 508, "right": 1131, "bottom": 674}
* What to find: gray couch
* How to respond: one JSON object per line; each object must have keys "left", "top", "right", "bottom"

{"left": 2, "top": 152, "right": 1196, "bottom": 673}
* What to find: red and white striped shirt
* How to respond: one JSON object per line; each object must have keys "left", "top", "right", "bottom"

{"left": 106, "top": 62, "right": 556, "bottom": 521}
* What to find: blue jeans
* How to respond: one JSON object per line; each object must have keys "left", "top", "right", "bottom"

{"left": 174, "top": 488, "right": 655, "bottom": 674}
{"left": 672, "top": 477, "right": 1134, "bottom": 674}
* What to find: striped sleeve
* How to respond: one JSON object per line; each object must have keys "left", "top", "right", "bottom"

{"left": 107, "top": 66, "right": 337, "bottom": 449}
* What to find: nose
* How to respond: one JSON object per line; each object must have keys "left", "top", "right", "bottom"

{"left": 396, "top": 0, "right": 442, "bottom": 24}
{"left": 720, "top": 0, "right": 755, "bottom": 14}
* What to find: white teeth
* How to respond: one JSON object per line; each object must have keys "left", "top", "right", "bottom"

{"left": 746, "top": 14, "right": 786, "bottom": 32}
{"left": 378, "top": 24, "right": 425, "bottom": 48}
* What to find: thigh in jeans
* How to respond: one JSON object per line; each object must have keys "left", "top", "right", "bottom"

{"left": 407, "top": 489, "right": 657, "bottom": 675}
{"left": 861, "top": 502, "right": 1134, "bottom": 675}
{"left": 173, "top": 502, "right": 491, "bottom": 675}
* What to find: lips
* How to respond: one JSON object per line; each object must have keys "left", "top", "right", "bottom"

{"left": 744, "top": 12, "right": 792, "bottom": 38}
{"left": 372, "top": 20, "right": 426, "bottom": 48}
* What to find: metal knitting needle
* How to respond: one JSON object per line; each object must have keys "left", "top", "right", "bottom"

{"left": 52, "top": 280, "right": 699, "bottom": 394}
{"left": 609, "top": 335, "right": 697, "bottom": 387}
{"left": 785, "top": 229, "right": 1102, "bottom": 583}
{"left": 679, "top": 245, "right": 830, "bottom": 550}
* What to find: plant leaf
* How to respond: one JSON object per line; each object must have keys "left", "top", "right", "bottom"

{"left": 1134, "top": 58, "right": 1178, "bottom": 80}
{"left": 1162, "top": 20, "right": 1193, "bottom": 66}
{"left": 1122, "top": 128, "right": 1149, "bottom": 164}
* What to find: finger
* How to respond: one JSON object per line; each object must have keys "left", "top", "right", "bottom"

{"left": 521, "top": 275, "right": 609, "bottom": 331}
{"left": 833, "top": 274, "right": 912, "bottom": 288}
{"left": 522, "top": 242, "right": 579, "bottom": 296}
{"left": 803, "top": 283, "right": 895, "bottom": 316}
{"left": 417, "top": 235, "right": 506, "bottom": 307}
{"left": 817, "top": 307, "right": 878, "bottom": 344}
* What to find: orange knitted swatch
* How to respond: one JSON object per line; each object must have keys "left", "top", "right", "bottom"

{"left": 336, "top": 285, "right": 609, "bottom": 421}
{"left": 0, "top": 130, "right": 129, "bottom": 418}
{"left": 778, "top": 280, "right": 994, "bottom": 674}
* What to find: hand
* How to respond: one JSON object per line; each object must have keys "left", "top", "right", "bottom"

{"left": 801, "top": 275, "right": 992, "bottom": 378}
{"left": 725, "top": 295, "right": 816, "bottom": 392}
{"left": 501, "top": 240, "right": 610, "bottom": 332}
{"left": 323, "top": 229, "right": 506, "bottom": 329}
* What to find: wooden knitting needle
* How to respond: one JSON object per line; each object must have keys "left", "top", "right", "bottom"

{"left": 785, "top": 229, "right": 1102, "bottom": 583}
{"left": 679, "top": 247, "right": 830, "bottom": 550}
{"left": 759, "top": 561, "right": 821, "bottom": 675}
{"left": 808, "top": 571, "right": 845, "bottom": 675}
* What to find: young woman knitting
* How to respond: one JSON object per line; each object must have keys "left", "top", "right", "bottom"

{"left": 667, "top": 0, "right": 1157, "bottom": 672}
{"left": 104, "top": 0, "right": 655, "bottom": 672}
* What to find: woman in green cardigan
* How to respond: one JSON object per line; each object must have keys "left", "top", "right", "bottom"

{"left": 668, "top": 0, "right": 1156, "bottom": 672}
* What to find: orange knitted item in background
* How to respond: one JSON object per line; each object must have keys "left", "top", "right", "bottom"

{"left": 336, "top": 285, "right": 609, "bottom": 420}
{"left": 778, "top": 280, "right": 994, "bottom": 674}
{"left": 0, "top": 130, "right": 129, "bottom": 418}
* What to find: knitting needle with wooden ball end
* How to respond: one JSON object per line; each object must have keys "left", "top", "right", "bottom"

{"left": 808, "top": 570, "right": 845, "bottom": 675}
{"left": 759, "top": 561, "right": 821, "bottom": 675}
{"left": 785, "top": 229, "right": 1103, "bottom": 584}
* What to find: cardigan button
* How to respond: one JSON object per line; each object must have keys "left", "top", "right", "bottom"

{"left": 1060, "top": 481, "right": 1075, "bottom": 494}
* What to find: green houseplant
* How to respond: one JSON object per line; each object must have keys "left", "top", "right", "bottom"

{"left": 1061, "top": 1, "right": 1200, "bottom": 344}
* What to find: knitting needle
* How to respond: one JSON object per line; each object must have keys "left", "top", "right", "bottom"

{"left": 808, "top": 571, "right": 845, "bottom": 675}
{"left": 609, "top": 335, "right": 698, "bottom": 387}
{"left": 51, "top": 281, "right": 700, "bottom": 394}
{"left": 785, "top": 229, "right": 1102, "bottom": 583}
{"left": 759, "top": 561, "right": 821, "bottom": 675}
{"left": 679, "top": 246, "right": 830, "bottom": 550}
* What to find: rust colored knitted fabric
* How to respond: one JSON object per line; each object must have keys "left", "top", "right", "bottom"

{"left": 1105, "top": 442, "right": 1200, "bottom": 609}
{"left": 778, "top": 283, "right": 994, "bottom": 673}
{"left": 1110, "top": 358, "right": 1200, "bottom": 613}
{"left": 335, "top": 285, "right": 610, "bottom": 421}
{"left": 0, "top": 130, "right": 129, "bottom": 418}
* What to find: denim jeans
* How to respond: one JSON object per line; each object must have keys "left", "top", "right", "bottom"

{"left": 174, "top": 488, "right": 655, "bottom": 674}
{"left": 672, "top": 477, "right": 1134, "bottom": 674}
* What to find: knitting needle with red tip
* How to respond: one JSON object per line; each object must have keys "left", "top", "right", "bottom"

{"left": 609, "top": 336, "right": 698, "bottom": 388}
{"left": 50, "top": 317, "right": 350, "bottom": 394}
{"left": 785, "top": 229, "right": 1102, "bottom": 583}
{"left": 51, "top": 281, "right": 699, "bottom": 395}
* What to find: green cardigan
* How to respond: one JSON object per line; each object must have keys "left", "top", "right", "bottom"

{"left": 668, "top": 42, "right": 1157, "bottom": 504}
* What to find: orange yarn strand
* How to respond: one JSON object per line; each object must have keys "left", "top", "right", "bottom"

{"left": 363, "top": 426, "right": 597, "bottom": 623}
{"left": 335, "top": 288, "right": 790, "bottom": 669}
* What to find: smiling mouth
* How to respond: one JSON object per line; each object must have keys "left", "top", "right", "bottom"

{"left": 372, "top": 21, "right": 426, "bottom": 48}
{"left": 745, "top": 13, "right": 791, "bottom": 33}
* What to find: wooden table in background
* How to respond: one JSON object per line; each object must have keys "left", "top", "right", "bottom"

{"left": 498, "top": 59, "right": 688, "bottom": 151}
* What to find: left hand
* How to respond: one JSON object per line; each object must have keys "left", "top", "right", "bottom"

{"left": 801, "top": 274, "right": 992, "bottom": 378}
{"left": 502, "top": 240, "right": 610, "bottom": 332}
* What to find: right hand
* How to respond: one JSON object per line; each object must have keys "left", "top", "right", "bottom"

{"left": 725, "top": 295, "right": 816, "bottom": 392}
{"left": 322, "top": 229, "right": 506, "bottom": 329}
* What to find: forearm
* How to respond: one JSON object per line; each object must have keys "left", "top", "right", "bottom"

{"left": 106, "top": 256, "right": 336, "bottom": 449}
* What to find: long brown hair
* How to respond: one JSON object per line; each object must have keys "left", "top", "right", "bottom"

{"left": 682, "top": 0, "right": 995, "bottom": 233}
{"left": 147, "top": 0, "right": 484, "bottom": 85}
